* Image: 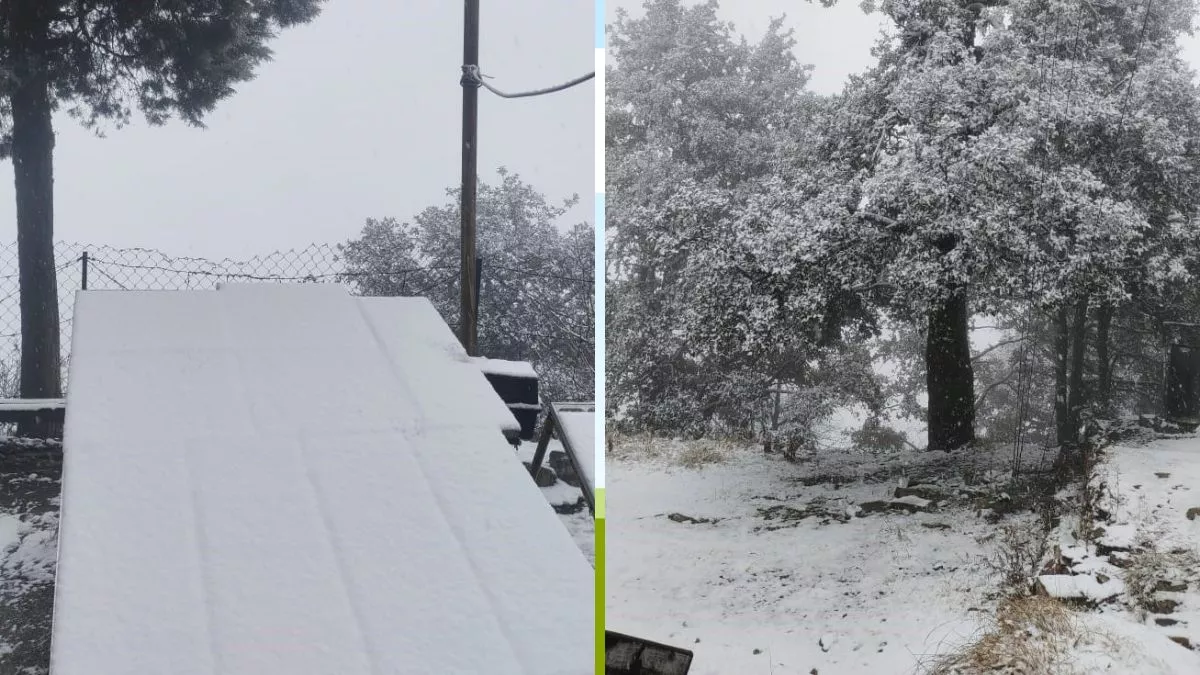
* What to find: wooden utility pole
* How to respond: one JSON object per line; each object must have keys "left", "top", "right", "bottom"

{"left": 459, "top": 0, "right": 480, "bottom": 355}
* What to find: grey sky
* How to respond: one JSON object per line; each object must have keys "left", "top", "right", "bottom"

{"left": 607, "top": 1, "right": 1200, "bottom": 96}
{"left": 607, "top": 1, "right": 887, "bottom": 95}
{"left": 0, "top": 1, "right": 594, "bottom": 260}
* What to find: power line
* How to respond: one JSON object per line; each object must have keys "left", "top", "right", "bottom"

{"left": 462, "top": 65, "right": 594, "bottom": 99}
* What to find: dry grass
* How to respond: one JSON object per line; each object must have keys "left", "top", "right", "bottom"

{"left": 607, "top": 433, "right": 739, "bottom": 468}
{"left": 927, "top": 596, "right": 1119, "bottom": 675}
{"left": 605, "top": 432, "right": 672, "bottom": 463}
{"left": 676, "top": 441, "right": 730, "bottom": 469}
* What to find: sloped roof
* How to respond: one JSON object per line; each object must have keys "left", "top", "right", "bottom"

{"left": 51, "top": 283, "right": 592, "bottom": 674}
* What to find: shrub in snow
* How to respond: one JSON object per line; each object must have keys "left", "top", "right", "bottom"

{"left": 979, "top": 520, "right": 1049, "bottom": 590}
{"left": 850, "top": 416, "right": 910, "bottom": 454}
{"left": 1123, "top": 549, "right": 1200, "bottom": 618}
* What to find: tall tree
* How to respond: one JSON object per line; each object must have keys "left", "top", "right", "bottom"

{"left": 980, "top": 0, "right": 1200, "bottom": 445}
{"left": 0, "top": 0, "right": 324, "bottom": 413}
{"left": 806, "top": 0, "right": 1200, "bottom": 449}
{"left": 607, "top": 0, "right": 835, "bottom": 434}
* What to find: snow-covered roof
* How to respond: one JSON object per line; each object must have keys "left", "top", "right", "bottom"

{"left": 52, "top": 283, "right": 592, "bottom": 674}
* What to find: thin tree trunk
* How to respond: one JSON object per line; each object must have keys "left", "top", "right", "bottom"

{"left": 926, "top": 287, "right": 975, "bottom": 451}
{"left": 1095, "top": 303, "right": 1113, "bottom": 417}
{"left": 10, "top": 1, "right": 62, "bottom": 436}
{"left": 1065, "top": 295, "right": 1089, "bottom": 447}
{"left": 764, "top": 381, "right": 780, "bottom": 454}
{"left": 771, "top": 384, "right": 781, "bottom": 432}
{"left": 1054, "top": 307, "right": 1070, "bottom": 447}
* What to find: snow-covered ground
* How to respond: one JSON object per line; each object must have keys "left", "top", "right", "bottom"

{"left": 1043, "top": 432, "right": 1200, "bottom": 671}
{"left": 0, "top": 443, "right": 62, "bottom": 674}
{"left": 606, "top": 434, "right": 1200, "bottom": 674}
{"left": 517, "top": 436, "right": 595, "bottom": 566}
{"left": 607, "top": 438, "right": 1023, "bottom": 674}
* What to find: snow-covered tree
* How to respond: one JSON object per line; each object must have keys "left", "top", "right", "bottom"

{"left": 971, "top": 0, "right": 1200, "bottom": 445}
{"left": 606, "top": 0, "right": 874, "bottom": 437}
{"left": 339, "top": 170, "right": 594, "bottom": 401}
{"left": 610, "top": 0, "right": 1200, "bottom": 451}
{"left": 753, "top": 0, "right": 1200, "bottom": 450}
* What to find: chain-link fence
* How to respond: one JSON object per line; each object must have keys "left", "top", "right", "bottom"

{"left": 0, "top": 241, "right": 593, "bottom": 400}
{"left": 0, "top": 242, "right": 412, "bottom": 394}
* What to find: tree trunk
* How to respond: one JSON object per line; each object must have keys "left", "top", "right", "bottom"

{"left": 1065, "top": 296, "right": 1089, "bottom": 447}
{"left": 926, "top": 288, "right": 974, "bottom": 451}
{"left": 10, "top": 1, "right": 62, "bottom": 436}
{"left": 1053, "top": 307, "right": 1070, "bottom": 446}
{"left": 771, "top": 383, "right": 781, "bottom": 432}
{"left": 1095, "top": 303, "right": 1113, "bottom": 417}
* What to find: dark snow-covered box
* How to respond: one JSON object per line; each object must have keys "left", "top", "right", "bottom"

{"left": 606, "top": 630, "right": 693, "bottom": 675}
{"left": 473, "top": 357, "right": 540, "bottom": 441}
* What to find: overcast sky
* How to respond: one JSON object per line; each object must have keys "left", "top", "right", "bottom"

{"left": 0, "top": 1, "right": 594, "bottom": 260}
{"left": 606, "top": 1, "right": 1200, "bottom": 96}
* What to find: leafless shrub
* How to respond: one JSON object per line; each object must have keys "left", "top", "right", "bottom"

{"left": 979, "top": 520, "right": 1048, "bottom": 590}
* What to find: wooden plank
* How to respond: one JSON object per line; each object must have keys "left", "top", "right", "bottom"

{"left": 0, "top": 399, "right": 66, "bottom": 426}
{"left": 548, "top": 402, "right": 595, "bottom": 515}
{"left": 0, "top": 398, "right": 65, "bottom": 410}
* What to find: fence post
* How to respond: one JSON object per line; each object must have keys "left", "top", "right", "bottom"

{"left": 81, "top": 251, "right": 88, "bottom": 291}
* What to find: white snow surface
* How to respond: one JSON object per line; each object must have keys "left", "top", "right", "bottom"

{"left": 52, "top": 284, "right": 592, "bottom": 674}
{"left": 610, "top": 436, "right": 1200, "bottom": 674}
{"left": 1071, "top": 611, "right": 1200, "bottom": 674}
{"left": 0, "top": 399, "right": 64, "bottom": 411}
{"left": 1037, "top": 574, "right": 1124, "bottom": 601}
{"left": 891, "top": 494, "right": 931, "bottom": 509}
{"left": 471, "top": 356, "right": 539, "bottom": 380}
{"left": 1093, "top": 437, "right": 1200, "bottom": 659}
{"left": 0, "top": 514, "right": 21, "bottom": 555}
{"left": 515, "top": 438, "right": 594, "bottom": 565}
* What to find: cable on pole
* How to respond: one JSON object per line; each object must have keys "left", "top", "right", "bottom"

{"left": 461, "top": 65, "right": 594, "bottom": 99}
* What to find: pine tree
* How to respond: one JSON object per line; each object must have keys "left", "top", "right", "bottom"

{"left": 0, "top": 0, "right": 324, "bottom": 424}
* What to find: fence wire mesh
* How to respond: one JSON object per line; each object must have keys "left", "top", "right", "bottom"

{"left": 0, "top": 242, "right": 402, "bottom": 394}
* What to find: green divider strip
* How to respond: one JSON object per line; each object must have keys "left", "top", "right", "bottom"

{"left": 595, "top": 488, "right": 605, "bottom": 673}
